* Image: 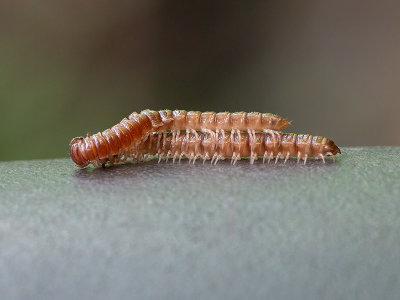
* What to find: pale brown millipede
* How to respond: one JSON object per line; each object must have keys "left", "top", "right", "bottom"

{"left": 80, "top": 130, "right": 340, "bottom": 167}
{"left": 135, "top": 131, "right": 341, "bottom": 165}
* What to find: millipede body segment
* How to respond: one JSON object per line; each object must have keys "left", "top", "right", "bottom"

{"left": 69, "top": 110, "right": 291, "bottom": 168}
{"left": 136, "top": 131, "right": 341, "bottom": 165}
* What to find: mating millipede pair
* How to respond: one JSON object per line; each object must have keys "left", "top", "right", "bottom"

{"left": 69, "top": 109, "right": 340, "bottom": 168}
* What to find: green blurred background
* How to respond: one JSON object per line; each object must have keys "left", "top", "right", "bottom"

{"left": 1, "top": 0, "right": 399, "bottom": 161}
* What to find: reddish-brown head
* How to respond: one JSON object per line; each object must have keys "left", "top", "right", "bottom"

{"left": 69, "top": 137, "right": 89, "bottom": 168}
{"left": 324, "top": 139, "right": 341, "bottom": 156}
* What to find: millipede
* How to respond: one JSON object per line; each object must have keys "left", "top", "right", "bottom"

{"left": 134, "top": 131, "right": 340, "bottom": 165}
{"left": 69, "top": 110, "right": 291, "bottom": 168}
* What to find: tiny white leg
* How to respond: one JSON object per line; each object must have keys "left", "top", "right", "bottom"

{"left": 179, "top": 152, "right": 185, "bottom": 164}
{"left": 191, "top": 129, "right": 200, "bottom": 153}
{"left": 326, "top": 152, "right": 335, "bottom": 162}
{"left": 193, "top": 154, "right": 200, "bottom": 164}
{"left": 203, "top": 152, "right": 209, "bottom": 164}
{"left": 284, "top": 152, "right": 290, "bottom": 164}
{"left": 263, "top": 152, "right": 268, "bottom": 164}
{"left": 166, "top": 150, "right": 171, "bottom": 162}
{"left": 156, "top": 132, "right": 162, "bottom": 151}
{"left": 189, "top": 152, "right": 195, "bottom": 164}
{"left": 237, "top": 129, "right": 241, "bottom": 150}
{"left": 220, "top": 129, "right": 226, "bottom": 150}
{"left": 162, "top": 131, "right": 167, "bottom": 152}
{"left": 231, "top": 152, "right": 236, "bottom": 165}
{"left": 303, "top": 154, "right": 308, "bottom": 165}
{"left": 172, "top": 130, "right": 176, "bottom": 144}
{"left": 148, "top": 134, "right": 153, "bottom": 152}
{"left": 297, "top": 151, "right": 301, "bottom": 163}
{"left": 268, "top": 152, "right": 273, "bottom": 164}
{"left": 275, "top": 152, "right": 281, "bottom": 164}
{"left": 319, "top": 153, "right": 325, "bottom": 163}
{"left": 233, "top": 154, "right": 240, "bottom": 165}
{"left": 173, "top": 152, "right": 179, "bottom": 164}
{"left": 211, "top": 153, "right": 218, "bottom": 164}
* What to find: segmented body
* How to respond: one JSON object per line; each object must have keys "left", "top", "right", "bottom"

{"left": 70, "top": 110, "right": 290, "bottom": 168}
{"left": 110, "top": 131, "right": 341, "bottom": 166}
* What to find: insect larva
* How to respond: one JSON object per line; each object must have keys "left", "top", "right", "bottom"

{"left": 136, "top": 131, "right": 341, "bottom": 165}
{"left": 69, "top": 109, "right": 290, "bottom": 168}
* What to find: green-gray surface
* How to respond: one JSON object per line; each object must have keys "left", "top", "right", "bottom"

{"left": 1, "top": 147, "right": 399, "bottom": 300}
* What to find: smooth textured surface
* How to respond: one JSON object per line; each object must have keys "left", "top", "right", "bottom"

{"left": 0, "top": 147, "right": 399, "bottom": 300}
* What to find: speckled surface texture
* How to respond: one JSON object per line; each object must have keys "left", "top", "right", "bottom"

{"left": 1, "top": 147, "right": 399, "bottom": 300}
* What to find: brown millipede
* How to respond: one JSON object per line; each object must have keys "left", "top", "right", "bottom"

{"left": 135, "top": 131, "right": 341, "bottom": 165}
{"left": 69, "top": 110, "right": 290, "bottom": 168}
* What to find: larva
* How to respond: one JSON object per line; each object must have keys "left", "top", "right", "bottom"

{"left": 69, "top": 110, "right": 290, "bottom": 168}
{"left": 133, "top": 131, "right": 341, "bottom": 166}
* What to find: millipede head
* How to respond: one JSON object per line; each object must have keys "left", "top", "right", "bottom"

{"left": 69, "top": 136, "right": 89, "bottom": 168}
{"left": 324, "top": 139, "right": 341, "bottom": 156}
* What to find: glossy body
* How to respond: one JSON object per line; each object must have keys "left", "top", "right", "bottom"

{"left": 70, "top": 110, "right": 290, "bottom": 167}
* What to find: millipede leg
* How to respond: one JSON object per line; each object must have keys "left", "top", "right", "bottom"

{"left": 193, "top": 154, "right": 200, "bottom": 164}
{"left": 326, "top": 152, "right": 335, "bottom": 162}
{"left": 250, "top": 152, "right": 258, "bottom": 164}
{"left": 233, "top": 154, "right": 240, "bottom": 165}
{"left": 275, "top": 152, "right": 281, "bottom": 164}
{"left": 158, "top": 153, "right": 164, "bottom": 163}
{"left": 266, "top": 152, "right": 272, "bottom": 164}
{"left": 186, "top": 129, "right": 190, "bottom": 141}
{"left": 319, "top": 153, "right": 325, "bottom": 163}
{"left": 297, "top": 151, "right": 301, "bottom": 163}
{"left": 188, "top": 152, "right": 195, "bottom": 164}
{"left": 230, "top": 131, "right": 235, "bottom": 147}
{"left": 162, "top": 131, "right": 167, "bottom": 152}
{"left": 156, "top": 132, "right": 162, "bottom": 150}
{"left": 263, "top": 151, "right": 268, "bottom": 164}
{"left": 93, "top": 159, "right": 101, "bottom": 168}
{"left": 173, "top": 152, "right": 179, "bottom": 164}
{"left": 211, "top": 153, "right": 218, "bottom": 164}
{"left": 203, "top": 152, "right": 210, "bottom": 164}
{"left": 191, "top": 129, "right": 200, "bottom": 153}
{"left": 171, "top": 130, "right": 176, "bottom": 146}
{"left": 303, "top": 154, "right": 308, "bottom": 165}
{"left": 220, "top": 129, "right": 226, "bottom": 150}
{"left": 237, "top": 129, "right": 241, "bottom": 150}
{"left": 284, "top": 152, "right": 290, "bottom": 164}
{"left": 148, "top": 134, "right": 153, "bottom": 152}
{"left": 231, "top": 153, "right": 236, "bottom": 165}
{"left": 179, "top": 152, "right": 185, "bottom": 164}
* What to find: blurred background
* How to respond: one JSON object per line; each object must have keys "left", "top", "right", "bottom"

{"left": 1, "top": 0, "right": 399, "bottom": 161}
